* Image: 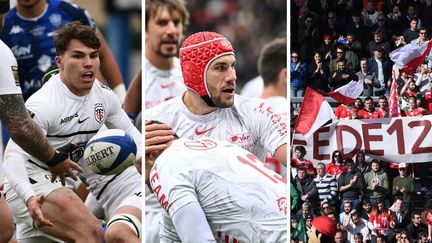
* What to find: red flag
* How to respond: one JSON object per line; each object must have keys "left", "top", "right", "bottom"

{"left": 295, "top": 88, "right": 335, "bottom": 138}
{"left": 390, "top": 41, "right": 432, "bottom": 75}
{"left": 327, "top": 79, "right": 364, "bottom": 105}
{"left": 388, "top": 79, "right": 401, "bottom": 117}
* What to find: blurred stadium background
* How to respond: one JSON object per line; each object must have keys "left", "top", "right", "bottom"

{"left": 184, "top": 0, "right": 287, "bottom": 90}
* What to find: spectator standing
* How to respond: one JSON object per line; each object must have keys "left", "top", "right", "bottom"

{"left": 361, "top": 198, "right": 373, "bottom": 221}
{"left": 392, "top": 163, "right": 415, "bottom": 215}
{"left": 368, "top": 199, "right": 395, "bottom": 241}
{"left": 294, "top": 167, "right": 319, "bottom": 212}
{"left": 326, "top": 150, "right": 347, "bottom": 178}
{"left": 329, "top": 45, "right": 359, "bottom": 73}
{"left": 357, "top": 58, "right": 376, "bottom": 96}
{"left": 355, "top": 150, "right": 370, "bottom": 175}
{"left": 376, "top": 95, "right": 389, "bottom": 118}
{"left": 403, "top": 18, "right": 419, "bottom": 44}
{"left": 389, "top": 197, "right": 411, "bottom": 239}
{"left": 290, "top": 51, "right": 307, "bottom": 97}
{"left": 297, "top": 14, "right": 321, "bottom": 62}
{"left": 308, "top": 51, "right": 330, "bottom": 93}
{"left": 314, "top": 162, "right": 338, "bottom": 207}
{"left": 339, "top": 158, "right": 365, "bottom": 211}
{"left": 366, "top": 29, "right": 392, "bottom": 58}
{"left": 364, "top": 159, "right": 390, "bottom": 206}
{"left": 291, "top": 145, "right": 316, "bottom": 177}
{"left": 329, "top": 58, "right": 358, "bottom": 90}
{"left": 368, "top": 46, "right": 392, "bottom": 96}
{"left": 344, "top": 211, "right": 371, "bottom": 243}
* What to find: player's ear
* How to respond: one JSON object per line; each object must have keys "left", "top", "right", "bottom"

{"left": 55, "top": 56, "right": 63, "bottom": 69}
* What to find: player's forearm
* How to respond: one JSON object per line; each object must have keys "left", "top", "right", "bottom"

{"left": 0, "top": 94, "right": 55, "bottom": 162}
{"left": 123, "top": 70, "right": 142, "bottom": 116}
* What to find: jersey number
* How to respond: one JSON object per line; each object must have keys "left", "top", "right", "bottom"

{"left": 237, "top": 154, "right": 286, "bottom": 184}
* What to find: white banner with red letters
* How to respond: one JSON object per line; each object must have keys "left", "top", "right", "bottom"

{"left": 292, "top": 115, "right": 432, "bottom": 163}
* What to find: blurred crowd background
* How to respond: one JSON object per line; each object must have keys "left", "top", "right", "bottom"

{"left": 185, "top": 0, "right": 287, "bottom": 89}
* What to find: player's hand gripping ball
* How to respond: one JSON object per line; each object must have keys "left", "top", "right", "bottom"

{"left": 84, "top": 129, "right": 137, "bottom": 175}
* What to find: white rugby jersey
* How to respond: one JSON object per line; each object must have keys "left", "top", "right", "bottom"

{"left": 150, "top": 138, "right": 287, "bottom": 242}
{"left": 258, "top": 96, "right": 288, "bottom": 177}
{"left": 146, "top": 94, "right": 287, "bottom": 161}
{"left": 144, "top": 57, "right": 186, "bottom": 109}
{"left": 145, "top": 94, "right": 287, "bottom": 212}
{"left": 4, "top": 74, "right": 141, "bottom": 200}
{"left": 0, "top": 40, "right": 22, "bottom": 95}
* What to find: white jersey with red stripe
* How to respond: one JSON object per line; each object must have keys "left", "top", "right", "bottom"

{"left": 150, "top": 138, "right": 287, "bottom": 243}
{"left": 258, "top": 96, "right": 287, "bottom": 176}
{"left": 0, "top": 39, "right": 22, "bottom": 95}
{"left": 144, "top": 57, "right": 186, "bottom": 109}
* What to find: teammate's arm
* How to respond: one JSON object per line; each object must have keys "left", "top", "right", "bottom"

{"left": 124, "top": 69, "right": 142, "bottom": 118}
{"left": 0, "top": 94, "right": 82, "bottom": 184}
{"left": 96, "top": 32, "right": 126, "bottom": 101}
{"left": 171, "top": 202, "right": 216, "bottom": 243}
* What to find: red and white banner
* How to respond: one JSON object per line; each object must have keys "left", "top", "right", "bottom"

{"left": 327, "top": 79, "right": 364, "bottom": 105}
{"left": 295, "top": 88, "right": 335, "bottom": 138}
{"left": 388, "top": 79, "right": 401, "bottom": 117}
{"left": 292, "top": 115, "right": 432, "bottom": 163}
{"left": 389, "top": 41, "right": 432, "bottom": 75}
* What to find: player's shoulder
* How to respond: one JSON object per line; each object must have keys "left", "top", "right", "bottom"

{"left": 146, "top": 96, "right": 183, "bottom": 115}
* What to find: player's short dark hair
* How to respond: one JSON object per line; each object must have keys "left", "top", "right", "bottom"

{"left": 145, "top": 0, "right": 189, "bottom": 31}
{"left": 258, "top": 37, "right": 287, "bottom": 87}
{"left": 54, "top": 21, "right": 100, "bottom": 55}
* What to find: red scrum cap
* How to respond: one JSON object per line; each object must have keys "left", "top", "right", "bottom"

{"left": 179, "top": 31, "right": 234, "bottom": 107}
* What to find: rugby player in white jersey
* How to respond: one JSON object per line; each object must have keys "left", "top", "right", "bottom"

{"left": 145, "top": 0, "right": 189, "bottom": 241}
{"left": 145, "top": 0, "right": 188, "bottom": 110}
{"left": 2, "top": 22, "right": 141, "bottom": 243}
{"left": 146, "top": 30, "right": 287, "bottom": 241}
{"left": 145, "top": 135, "right": 287, "bottom": 242}
{"left": 257, "top": 37, "right": 287, "bottom": 176}
{"left": 0, "top": 3, "right": 82, "bottom": 242}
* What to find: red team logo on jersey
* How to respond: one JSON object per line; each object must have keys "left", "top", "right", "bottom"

{"left": 276, "top": 197, "right": 287, "bottom": 215}
{"left": 184, "top": 139, "right": 217, "bottom": 150}
{"left": 94, "top": 103, "right": 105, "bottom": 123}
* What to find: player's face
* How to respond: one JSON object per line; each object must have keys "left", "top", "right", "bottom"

{"left": 56, "top": 39, "right": 100, "bottom": 96}
{"left": 146, "top": 6, "right": 183, "bottom": 58}
{"left": 206, "top": 55, "right": 237, "bottom": 108}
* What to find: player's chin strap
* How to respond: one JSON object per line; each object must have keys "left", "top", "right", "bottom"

{"left": 106, "top": 213, "right": 142, "bottom": 240}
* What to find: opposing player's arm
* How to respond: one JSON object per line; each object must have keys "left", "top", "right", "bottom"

{"left": 171, "top": 202, "right": 216, "bottom": 243}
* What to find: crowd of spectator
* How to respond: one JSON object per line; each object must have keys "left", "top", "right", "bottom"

{"left": 291, "top": 146, "right": 432, "bottom": 242}
{"left": 291, "top": 0, "right": 432, "bottom": 242}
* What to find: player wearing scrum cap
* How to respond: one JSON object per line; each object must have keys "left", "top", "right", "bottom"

{"left": 146, "top": 31, "right": 287, "bottom": 240}
{"left": 3, "top": 22, "right": 142, "bottom": 243}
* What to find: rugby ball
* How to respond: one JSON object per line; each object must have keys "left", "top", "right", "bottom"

{"left": 84, "top": 129, "right": 137, "bottom": 175}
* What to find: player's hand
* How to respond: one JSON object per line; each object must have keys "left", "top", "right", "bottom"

{"left": 145, "top": 120, "right": 175, "bottom": 154}
{"left": 27, "top": 195, "right": 54, "bottom": 228}
{"left": 48, "top": 159, "right": 83, "bottom": 186}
